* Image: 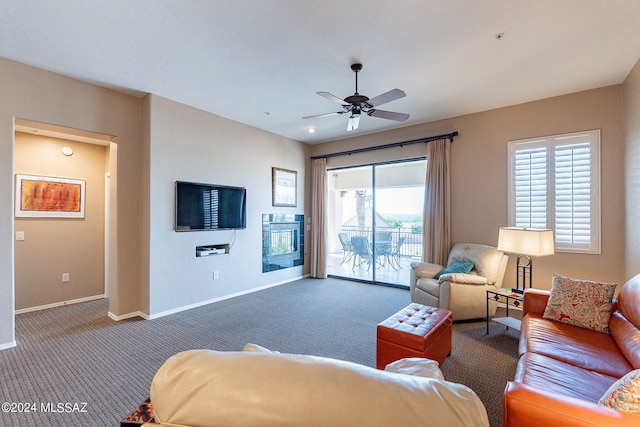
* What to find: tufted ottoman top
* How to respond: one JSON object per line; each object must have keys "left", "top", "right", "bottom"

{"left": 378, "top": 303, "right": 452, "bottom": 352}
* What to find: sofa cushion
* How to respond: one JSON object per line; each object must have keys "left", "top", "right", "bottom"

{"left": 610, "top": 311, "right": 640, "bottom": 370}
{"left": 439, "top": 273, "right": 489, "bottom": 285}
{"left": 542, "top": 274, "right": 617, "bottom": 333}
{"left": 447, "top": 243, "right": 504, "bottom": 284}
{"left": 618, "top": 274, "right": 640, "bottom": 330}
{"left": 515, "top": 352, "right": 619, "bottom": 403}
{"left": 520, "top": 313, "right": 633, "bottom": 378}
{"left": 598, "top": 369, "right": 640, "bottom": 415}
{"left": 150, "top": 349, "right": 490, "bottom": 427}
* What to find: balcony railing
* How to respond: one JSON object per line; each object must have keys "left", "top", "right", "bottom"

{"left": 339, "top": 226, "right": 423, "bottom": 258}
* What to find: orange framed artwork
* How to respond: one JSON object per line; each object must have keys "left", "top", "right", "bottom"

{"left": 15, "top": 174, "right": 85, "bottom": 218}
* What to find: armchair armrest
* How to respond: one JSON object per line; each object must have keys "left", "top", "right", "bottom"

{"left": 438, "top": 273, "right": 489, "bottom": 285}
{"left": 522, "top": 289, "right": 550, "bottom": 317}
{"left": 410, "top": 262, "right": 444, "bottom": 279}
{"left": 503, "top": 382, "right": 635, "bottom": 427}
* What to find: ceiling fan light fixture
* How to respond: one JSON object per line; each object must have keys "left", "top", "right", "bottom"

{"left": 347, "top": 115, "right": 360, "bottom": 131}
{"left": 304, "top": 62, "right": 408, "bottom": 132}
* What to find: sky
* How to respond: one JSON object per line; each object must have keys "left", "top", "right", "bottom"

{"left": 341, "top": 187, "right": 424, "bottom": 220}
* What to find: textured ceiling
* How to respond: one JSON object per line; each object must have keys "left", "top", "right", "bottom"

{"left": 1, "top": 1, "right": 640, "bottom": 144}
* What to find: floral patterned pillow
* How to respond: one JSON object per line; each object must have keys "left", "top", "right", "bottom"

{"left": 542, "top": 274, "right": 617, "bottom": 333}
{"left": 599, "top": 369, "right": 640, "bottom": 415}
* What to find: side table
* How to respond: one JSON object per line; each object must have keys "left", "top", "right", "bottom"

{"left": 486, "top": 289, "right": 524, "bottom": 334}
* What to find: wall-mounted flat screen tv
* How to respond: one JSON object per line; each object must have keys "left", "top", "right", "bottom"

{"left": 175, "top": 181, "right": 246, "bottom": 231}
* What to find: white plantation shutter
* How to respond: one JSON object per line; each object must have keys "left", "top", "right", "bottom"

{"left": 508, "top": 130, "right": 600, "bottom": 254}
{"left": 554, "top": 140, "right": 593, "bottom": 250}
{"left": 513, "top": 144, "right": 547, "bottom": 229}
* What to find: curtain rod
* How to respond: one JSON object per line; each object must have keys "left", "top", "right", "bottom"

{"left": 310, "top": 131, "right": 458, "bottom": 160}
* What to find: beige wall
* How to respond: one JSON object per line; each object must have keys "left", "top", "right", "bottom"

{"left": 0, "top": 56, "right": 312, "bottom": 349}
{"left": 144, "top": 95, "right": 311, "bottom": 317}
{"left": 312, "top": 85, "right": 626, "bottom": 289}
{"left": 14, "top": 133, "right": 107, "bottom": 309}
{"left": 0, "top": 57, "right": 142, "bottom": 349}
{"left": 1, "top": 51, "right": 637, "bottom": 349}
{"left": 624, "top": 58, "right": 640, "bottom": 279}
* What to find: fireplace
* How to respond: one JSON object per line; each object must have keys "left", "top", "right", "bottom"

{"left": 262, "top": 214, "right": 304, "bottom": 272}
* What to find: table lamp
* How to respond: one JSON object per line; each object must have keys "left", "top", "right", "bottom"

{"left": 497, "top": 227, "right": 554, "bottom": 293}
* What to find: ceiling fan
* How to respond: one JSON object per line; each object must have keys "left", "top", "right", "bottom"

{"left": 303, "top": 63, "right": 409, "bottom": 131}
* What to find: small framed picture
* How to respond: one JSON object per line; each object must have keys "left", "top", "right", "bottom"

{"left": 272, "top": 167, "right": 297, "bottom": 207}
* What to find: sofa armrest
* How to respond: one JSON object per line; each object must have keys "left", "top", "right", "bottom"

{"left": 522, "top": 289, "right": 550, "bottom": 317}
{"left": 410, "top": 262, "right": 444, "bottom": 279}
{"left": 503, "top": 382, "right": 635, "bottom": 427}
{"left": 439, "top": 273, "right": 489, "bottom": 285}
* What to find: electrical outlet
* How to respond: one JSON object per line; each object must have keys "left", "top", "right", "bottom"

{"left": 62, "top": 273, "right": 70, "bottom": 283}
{"left": 213, "top": 271, "right": 219, "bottom": 280}
{"left": 16, "top": 231, "right": 24, "bottom": 241}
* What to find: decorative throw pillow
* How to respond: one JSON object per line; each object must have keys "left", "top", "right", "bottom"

{"left": 384, "top": 357, "right": 445, "bottom": 380}
{"left": 542, "top": 274, "right": 617, "bottom": 333}
{"left": 599, "top": 369, "right": 640, "bottom": 415}
{"left": 435, "top": 261, "right": 474, "bottom": 279}
{"left": 242, "top": 343, "right": 279, "bottom": 354}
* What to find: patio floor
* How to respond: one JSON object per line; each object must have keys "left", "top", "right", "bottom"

{"left": 326, "top": 251, "right": 420, "bottom": 288}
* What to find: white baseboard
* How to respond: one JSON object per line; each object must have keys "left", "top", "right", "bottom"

{"left": 15, "top": 294, "right": 106, "bottom": 315}
{"left": 0, "top": 340, "right": 17, "bottom": 351}
{"left": 108, "top": 311, "right": 149, "bottom": 321}
{"left": 18, "top": 275, "right": 310, "bottom": 322}
{"left": 145, "top": 275, "right": 306, "bottom": 320}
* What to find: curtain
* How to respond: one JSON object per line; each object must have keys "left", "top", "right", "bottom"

{"left": 423, "top": 138, "right": 451, "bottom": 265}
{"left": 310, "top": 158, "right": 327, "bottom": 278}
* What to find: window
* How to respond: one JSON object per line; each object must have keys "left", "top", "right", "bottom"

{"left": 508, "top": 130, "right": 600, "bottom": 253}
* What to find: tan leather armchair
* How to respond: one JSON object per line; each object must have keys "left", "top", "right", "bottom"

{"left": 410, "top": 243, "right": 508, "bottom": 321}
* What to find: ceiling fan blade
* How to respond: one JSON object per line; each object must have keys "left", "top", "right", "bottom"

{"left": 368, "top": 109, "right": 410, "bottom": 122}
{"left": 302, "top": 111, "right": 346, "bottom": 119}
{"left": 366, "top": 88, "right": 406, "bottom": 107}
{"left": 317, "top": 91, "right": 350, "bottom": 106}
{"left": 347, "top": 115, "right": 360, "bottom": 131}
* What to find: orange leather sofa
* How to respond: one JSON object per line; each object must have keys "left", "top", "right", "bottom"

{"left": 503, "top": 275, "right": 640, "bottom": 426}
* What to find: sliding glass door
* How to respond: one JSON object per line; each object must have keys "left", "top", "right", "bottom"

{"left": 326, "top": 159, "right": 426, "bottom": 288}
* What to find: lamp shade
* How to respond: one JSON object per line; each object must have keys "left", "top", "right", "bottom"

{"left": 497, "top": 227, "right": 554, "bottom": 256}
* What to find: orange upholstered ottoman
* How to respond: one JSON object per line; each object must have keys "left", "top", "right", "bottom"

{"left": 376, "top": 303, "right": 452, "bottom": 369}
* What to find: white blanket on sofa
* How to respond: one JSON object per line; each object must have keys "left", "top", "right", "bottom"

{"left": 148, "top": 348, "right": 489, "bottom": 427}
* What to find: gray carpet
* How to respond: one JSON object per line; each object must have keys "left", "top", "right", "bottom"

{"left": 0, "top": 277, "right": 518, "bottom": 427}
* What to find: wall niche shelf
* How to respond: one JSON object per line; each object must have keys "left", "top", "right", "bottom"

{"left": 196, "top": 244, "right": 230, "bottom": 257}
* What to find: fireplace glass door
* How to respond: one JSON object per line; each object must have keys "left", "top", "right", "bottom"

{"left": 262, "top": 214, "right": 304, "bottom": 272}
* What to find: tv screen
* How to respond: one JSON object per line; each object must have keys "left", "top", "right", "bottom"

{"left": 175, "top": 181, "right": 246, "bottom": 231}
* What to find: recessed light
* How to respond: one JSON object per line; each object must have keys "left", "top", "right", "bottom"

{"left": 62, "top": 147, "right": 73, "bottom": 156}
{"left": 307, "top": 128, "right": 316, "bottom": 134}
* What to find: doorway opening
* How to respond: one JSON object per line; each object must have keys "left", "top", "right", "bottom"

{"left": 327, "top": 159, "right": 426, "bottom": 288}
{"left": 13, "top": 119, "right": 116, "bottom": 313}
